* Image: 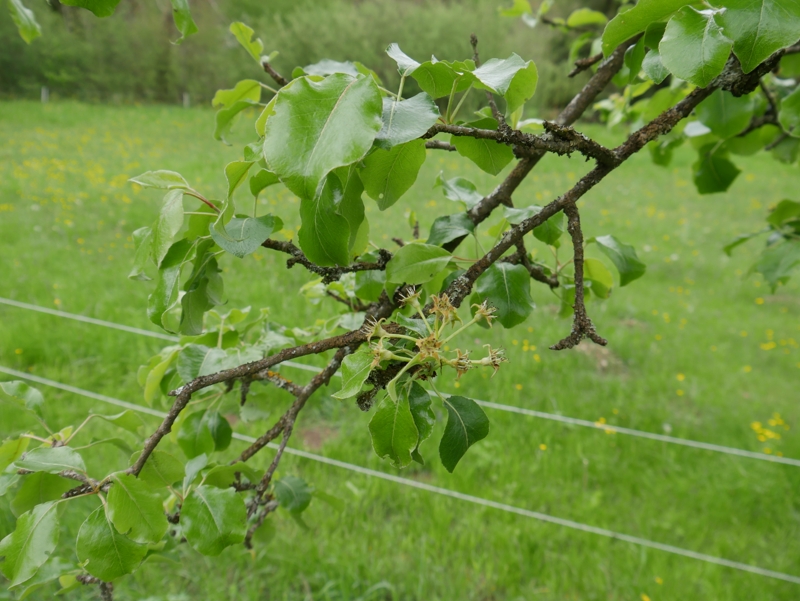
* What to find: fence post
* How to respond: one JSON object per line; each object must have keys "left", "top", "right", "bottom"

{"left": 41, "top": 86, "right": 49, "bottom": 103}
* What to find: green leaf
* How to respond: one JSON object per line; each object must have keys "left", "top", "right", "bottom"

{"left": 332, "top": 347, "right": 374, "bottom": 400}
{"left": 205, "top": 412, "right": 232, "bottom": 452}
{"left": 229, "top": 22, "right": 264, "bottom": 63}
{"left": 131, "top": 450, "right": 184, "bottom": 489}
{"left": 439, "top": 396, "right": 489, "bottom": 473}
{"left": 214, "top": 100, "right": 257, "bottom": 144}
{"left": 369, "top": 390, "right": 419, "bottom": 469}
{"left": 385, "top": 43, "right": 421, "bottom": 74}
{"left": 15, "top": 447, "right": 86, "bottom": 475}
{"left": 250, "top": 169, "right": 280, "bottom": 197}
{"left": 696, "top": 90, "right": 754, "bottom": 139}
{"left": 360, "top": 139, "right": 427, "bottom": 210}
{"left": 147, "top": 238, "right": 195, "bottom": 330}
{"left": 179, "top": 244, "right": 223, "bottom": 337}
{"left": 335, "top": 166, "right": 369, "bottom": 256}
{"left": 89, "top": 413, "right": 141, "bottom": 439}
{"left": 211, "top": 214, "right": 278, "bottom": 259}
{"left": 60, "top": 0, "right": 121, "bottom": 17}
{"left": 0, "top": 501, "right": 60, "bottom": 586}
{"left": 602, "top": 0, "right": 691, "bottom": 55}
{"left": 202, "top": 463, "right": 261, "bottom": 488}
{"left": 263, "top": 73, "right": 382, "bottom": 199}
{"left": 427, "top": 213, "right": 475, "bottom": 246}
{"left": 355, "top": 270, "right": 386, "bottom": 302}
{"left": 584, "top": 258, "right": 614, "bottom": 299}
{"left": 567, "top": 7, "right": 608, "bottom": 27}
{"left": 107, "top": 473, "right": 169, "bottom": 544}
{"left": 8, "top": 0, "right": 41, "bottom": 44}
{"left": 144, "top": 348, "right": 179, "bottom": 405}
{"left": 386, "top": 243, "right": 452, "bottom": 284}
{"left": 624, "top": 37, "right": 647, "bottom": 82}
{"left": 11, "top": 556, "right": 72, "bottom": 598}
{"left": 499, "top": 0, "right": 532, "bottom": 17}
{"left": 408, "top": 382, "right": 435, "bottom": 465}
{"left": 471, "top": 54, "right": 539, "bottom": 114}
{"left": 716, "top": 0, "right": 800, "bottom": 73}
{"left": 375, "top": 93, "right": 440, "bottom": 150}
{"left": 297, "top": 173, "right": 352, "bottom": 266}
{"left": 434, "top": 174, "right": 483, "bottom": 209}
{"left": 128, "top": 226, "right": 153, "bottom": 281}
{"left": 177, "top": 345, "right": 227, "bottom": 382}
{"left": 181, "top": 485, "right": 246, "bottom": 556}
{"left": 76, "top": 505, "right": 147, "bottom": 581}
{"left": 643, "top": 50, "right": 671, "bottom": 84}
{"left": 751, "top": 240, "right": 800, "bottom": 291}
{"left": 10, "top": 473, "right": 71, "bottom": 517}
{"left": 177, "top": 411, "right": 216, "bottom": 459}
{"left": 451, "top": 118, "right": 514, "bottom": 175}
{"left": 474, "top": 263, "right": 534, "bottom": 328}
{"left": 224, "top": 160, "right": 254, "bottom": 199}
{"left": 129, "top": 170, "right": 189, "bottom": 190}
{"left": 660, "top": 7, "right": 732, "bottom": 87}
{"left": 768, "top": 199, "right": 800, "bottom": 227}
{"left": 0, "top": 436, "right": 30, "bottom": 472}
{"left": 592, "top": 235, "right": 647, "bottom": 286}
{"left": 169, "top": 0, "right": 198, "bottom": 44}
{"left": 152, "top": 189, "right": 185, "bottom": 267}
{"left": 692, "top": 144, "right": 741, "bottom": 194}
{"left": 410, "top": 61, "right": 466, "bottom": 99}
{"left": 182, "top": 454, "right": 208, "bottom": 491}
{"left": 723, "top": 231, "right": 763, "bottom": 255}
{"left": 532, "top": 212, "right": 564, "bottom": 246}
{"left": 779, "top": 87, "right": 800, "bottom": 136}
{"left": 0, "top": 381, "right": 45, "bottom": 419}
{"left": 273, "top": 476, "right": 313, "bottom": 513}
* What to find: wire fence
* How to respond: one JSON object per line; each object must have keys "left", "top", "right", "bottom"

{"left": 2, "top": 296, "right": 797, "bottom": 467}
{"left": 1, "top": 365, "right": 798, "bottom": 585}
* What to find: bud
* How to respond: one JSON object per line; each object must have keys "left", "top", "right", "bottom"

{"left": 432, "top": 293, "right": 462, "bottom": 326}
{"left": 472, "top": 300, "right": 497, "bottom": 327}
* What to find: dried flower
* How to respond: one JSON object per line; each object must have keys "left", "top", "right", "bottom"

{"left": 472, "top": 300, "right": 497, "bottom": 327}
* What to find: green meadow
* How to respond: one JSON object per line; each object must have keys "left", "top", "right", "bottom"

{"left": 1, "top": 100, "right": 799, "bottom": 600}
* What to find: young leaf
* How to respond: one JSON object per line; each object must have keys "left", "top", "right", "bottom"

{"left": 386, "top": 243, "right": 452, "bottom": 284}
{"left": 224, "top": 160, "right": 254, "bottom": 199}
{"left": 297, "top": 173, "right": 352, "bottom": 266}
{"left": 147, "top": 238, "right": 196, "bottom": 330}
{"left": 332, "top": 347, "right": 374, "bottom": 400}
{"left": 592, "top": 235, "right": 647, "bottom": 286}
{"left": 107, "top": 473, "right": 169, "bottom": 544}
{"left": 439, "top": 396, "right": 490, "bottom": 473}
{"left": 427, "top": 213, "right": 475, "bottom": 246}
{"left": 584, "top": 258, "right": 614, "bottom": 299}
{"left": 473, "top": 263, "right": 535, "bottom": 328}
{"left": 10, "top": 472, "right": 72, "bottom": 517}
{"left": 566, "top": 7, "right": 607, "bottom": 27}
{"left": 210, "top": 214, "right": 279, "bottom": 259}
{"left": 369, "top": 390, "right": 419, "bottom": 469}
{"left": 263, "top": 73, "right": 382, "bottom": 199}
{"left": 128, "top": 226, "right": 153, "bottom": 281}
{"left": 202, "top": 463, "right": 261, "bottom": 488}
{"left": 451, "top": 118, "right": 514, "bottom": 175}
{"left": 359, "top": 139, "right": 427, "bottom": 210}
{"left": 716, "top": 0, "right": 800, "bottom": 73}
{"left": 129, "top": 170, "right": 190, "bottom": 190}
{"left": 130, "top": 450, "right": 184, "bottom": 489}
{"left": 76, "top": 505, "right": 147, "bottom": 581}
{"left": 410, "top": 61, "right": 466, "bottom": 99}
{"left": 408, "top": 382, "right": 435, "bottom": 464}
{"left": 143, "top": 347, "right": 180, "bottom": 405}
{"left": 0, "top": 381, "right": 45, "bottom": 419}
{"left": 15, "top": 446, "right": 86, "bottom": 475}
{"left": 214, "top": 100, "right": 257, "bottom": 144}
{"left": 177, "top": 410, "right": 216, "bottom": 459}
{"left": 182, "top": 453, "right": 208, "bottom": 491}
{"left": 212, "top": 80, "right": 261, "bottom": 109}
{"left": 152, "top": 189, "right": 185, "bottom": 267}
{"left": 0, "top": 501, "right": 60, "bottom": 586}
{"left": 375, "top": 93, "right": 440, "bottom": 150}
{"left": 273, "top": 476, "right": 314, "bottom": 513}
{"left": 696, "top": 90, "right": 754, "bottom": 139}
{"left": 602, "top": 0, "right": 691, "bottom": 55}
{"left": 181, "top": 485, "right": 247, "bottom": 555}
{"left": 169, "top": 0, "right": 198, "bottom": 44}
{"left": 204, "top": 411, "right": 232, "bottom": 452}
{"left": 385, "top": 43, "right": 421, "bottom": 74}
{"left": 435, "top": 174, "right": 483, "bottom": 209}
{"left": 779, "top": 87, "right": 800, "bottom": 137}
{"left": 229, "top": 22, "right": 264, "bottom": 63}
{"left": 0, "top": 436, "right": 30, "bottom": 472}
{"left": 60, "top": 0, "right": 120, "bottom": 17}
{"left": 692, "top": 145, "right": 741, "bottom": 194}
{"left": 472, "top": 54, "right": 538, "bottom": 113}
{"left": 751, "top": 240, "right": 800, "bottom": 291}
{"left": 642, "top": 50, "right": 670, "bottom": 84}
{"left": 533, "top": 213, "right": 564, "bottom": 246}
{"left": 8, "top": 0, "right": 41, "bottom": 44}
{"left": 8, "top": 555, "right": 72, "bottom": 598}
{"left": 250, "top": 168, "right": 280, "bottom": 197}
{"left": 659, "top": 7, "right": 732, "bottom": 87}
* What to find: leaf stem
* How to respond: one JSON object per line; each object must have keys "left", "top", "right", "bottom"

{"left": 185, "top": 190, "right": 221, "bottom": 214}
{"left": 449, "top": 84, "right": 473, "bottom": 123}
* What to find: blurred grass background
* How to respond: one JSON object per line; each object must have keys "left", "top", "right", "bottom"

{"left": 0, "top": 98, "right": 799, "bottom": 600}
{"left": 0, "top": 0, "right": 602, "bottom": 113}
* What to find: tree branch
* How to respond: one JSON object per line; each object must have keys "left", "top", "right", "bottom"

{"left": 261, "top": 239, "right": 391, "bottom": 284}
{"left": 262, "top": 60, "right": 289, "bottom": 87}
{"left": 568, "top": 52, "right": 603, "bottom": 78}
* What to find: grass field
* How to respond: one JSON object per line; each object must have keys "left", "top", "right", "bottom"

{"left": 1, "top": 100, "right": 799, "bottom": 601}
